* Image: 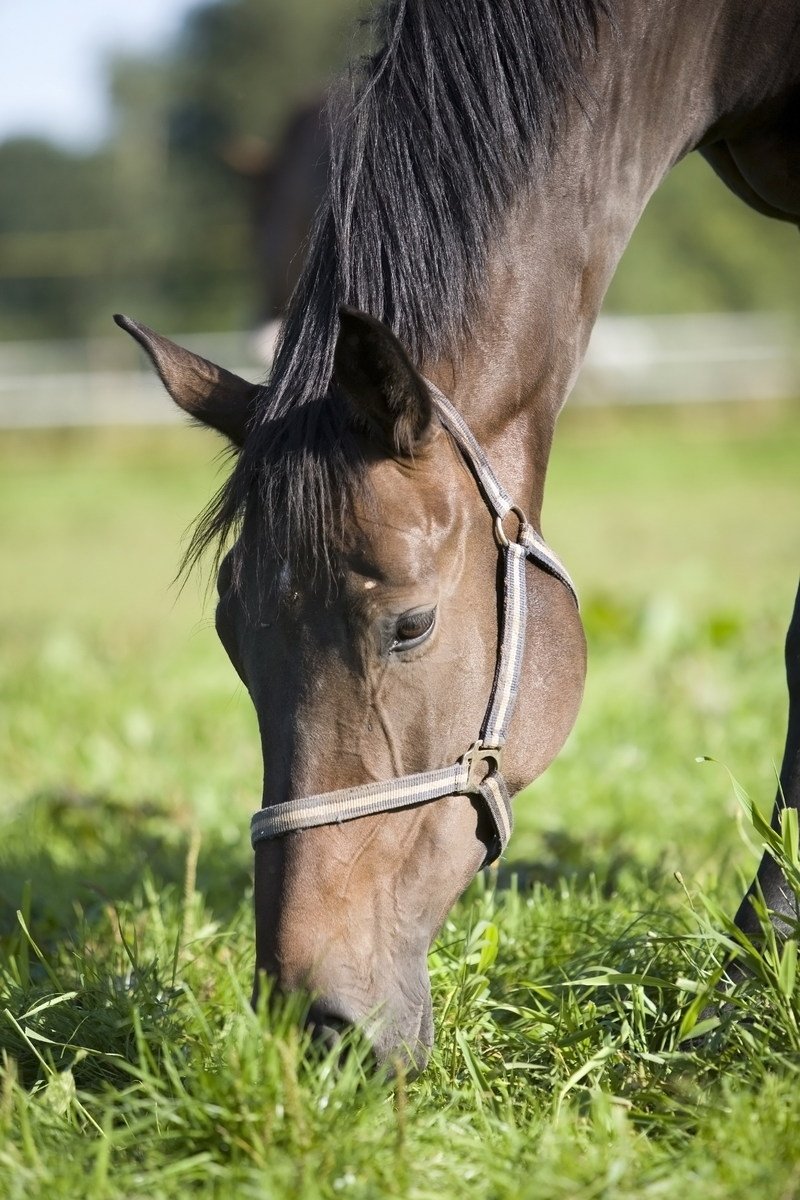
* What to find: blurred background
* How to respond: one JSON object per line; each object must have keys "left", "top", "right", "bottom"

{"left": 1, "top": 0, "right": 798, "bottom": 909}
{"left": 2, "top": 0, "right": 799, "bottom": 395}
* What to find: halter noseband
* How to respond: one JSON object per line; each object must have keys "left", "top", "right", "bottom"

{"left": 250, "top": 381, "right": 578, "bottom": 866}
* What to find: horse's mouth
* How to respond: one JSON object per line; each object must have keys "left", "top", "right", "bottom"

{"left": 304, "top": 977, "right": 434, "bottom": 1076}
{"left": 371, "top": 986, "right": 434, "bottom": 1078}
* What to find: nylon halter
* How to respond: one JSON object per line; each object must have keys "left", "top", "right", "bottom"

{"left": 250, "top": 380, "right": 578, "bottom": 866}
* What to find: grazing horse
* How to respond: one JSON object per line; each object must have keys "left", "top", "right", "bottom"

{"left": 116, "top": 0, "right": 800, "bottom": 1071}
{"left": 226, "top": 97, "right": 330, "bottom": 353}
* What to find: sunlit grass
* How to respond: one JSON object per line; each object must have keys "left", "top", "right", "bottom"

{"left": 3, "top": 805, "right": 800, "bottom": 1198}
{"left": 1, "top": 404, "right": 799, "bottom": 1197}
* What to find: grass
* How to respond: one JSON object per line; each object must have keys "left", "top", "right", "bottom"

{"left": 1, "top": 402, "right": 799, "bottom": 1197}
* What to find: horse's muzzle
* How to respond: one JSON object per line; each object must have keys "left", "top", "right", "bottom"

{"left": 305, "top": 1002, "right": 353, "bottom": 1052}
{"left": 304, "top": 990, "right": 433, "bottom": 1077}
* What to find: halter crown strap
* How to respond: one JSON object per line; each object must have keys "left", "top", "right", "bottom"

{"left": 250, "top": 381, "right": 577, "bottom": 866}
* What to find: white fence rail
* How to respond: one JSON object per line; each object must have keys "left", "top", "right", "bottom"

{"left": 578, "top": 313, "right": 800, "bottom": 406}
{"left": 0, "top": 314, "right": 798, "bottom": 428}
{"left": 0, "top": 331, "right": 263, "bottom": 429}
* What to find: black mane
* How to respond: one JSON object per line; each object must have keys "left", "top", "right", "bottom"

{"left": 188, "top": 0, "right": 609, "bottom": 589}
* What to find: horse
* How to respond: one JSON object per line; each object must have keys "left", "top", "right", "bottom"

{"left": 115, "top": 0, "right": 800, "bottom": 1072}
{"left": 224, "top": 97, "right": 330, "bottom": 357}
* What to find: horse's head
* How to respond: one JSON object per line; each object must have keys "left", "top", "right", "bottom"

{"left": 117, "top": 308, "right": 585, "bottom": 1071}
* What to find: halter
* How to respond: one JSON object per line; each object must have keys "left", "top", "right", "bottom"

{"left": 250, "top": 381, "right": 578, "bottom": 866}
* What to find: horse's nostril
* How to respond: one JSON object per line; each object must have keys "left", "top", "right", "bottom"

{"left": 305, "top": 1003, "right": 353, "bottom": 1051}
{"left": 310, "top": 1022, "right": 345, "bottom": 1052}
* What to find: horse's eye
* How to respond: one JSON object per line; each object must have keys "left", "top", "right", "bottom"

{"left": 391, "top": 607, "right": 436, "bottom": 651}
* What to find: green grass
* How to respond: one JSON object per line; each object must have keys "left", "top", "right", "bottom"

{"left": 1, "top": 403, "right": 799, "bottom": 1198}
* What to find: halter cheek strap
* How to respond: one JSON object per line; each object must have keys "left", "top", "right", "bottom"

{"left": 250, "top": 380, "right": 578, "bottom": 866}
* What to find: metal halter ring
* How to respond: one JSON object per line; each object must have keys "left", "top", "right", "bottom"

{"left": 493, "top": 505, "right": 528, "bottom": 549}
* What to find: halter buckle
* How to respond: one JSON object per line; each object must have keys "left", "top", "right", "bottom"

{"left": 462, "top": 741, "right": 503, "bottom": 789}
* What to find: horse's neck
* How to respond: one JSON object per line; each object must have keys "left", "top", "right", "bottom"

{"left": 424, "top": 0, "right": 800, "bottom": 522}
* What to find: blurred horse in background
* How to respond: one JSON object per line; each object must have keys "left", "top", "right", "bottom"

{"left": 225, "top": 97, "right": 330, "bottom": 359}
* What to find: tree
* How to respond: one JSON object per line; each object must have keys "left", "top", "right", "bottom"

{"left": 0, "top": 0, "right": 797, "bottom": 340}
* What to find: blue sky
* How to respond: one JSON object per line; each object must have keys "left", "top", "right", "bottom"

{"left": 1, "top": 0, "right": 200, "bottom": 149}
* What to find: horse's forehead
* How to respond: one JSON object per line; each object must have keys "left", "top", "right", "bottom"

{"left": 368, "top": 447, "right": 460, "bottom": 526}
{"left": 348, "top": 452, "right": 459, "bottom": 569}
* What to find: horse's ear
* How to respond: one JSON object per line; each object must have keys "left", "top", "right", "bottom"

{"left": 114, "top": 314, "right": 258, "bottom": 447}
{"left": 333, "top": 307, "right": 433, "bottom": 455}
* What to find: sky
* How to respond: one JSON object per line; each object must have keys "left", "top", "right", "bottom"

{"left": 1, "top": 0, "right": 201, "bottom": 150}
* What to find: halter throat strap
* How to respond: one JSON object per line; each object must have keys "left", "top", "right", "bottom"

{"left": 250, "top": 381, "right": 577, "bottom": 866}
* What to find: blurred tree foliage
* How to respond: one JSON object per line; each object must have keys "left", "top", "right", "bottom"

{"left": 0, "top": 0, "right": 364, "bottom": 338}
{"left": 0, "top": 0, "right": 796, "bottom": 339}
{"left": 0, "top": 139, "right": 117, "bottom": 338}
{"left": 608, "top": 157, "right": 799, "bottom": 315}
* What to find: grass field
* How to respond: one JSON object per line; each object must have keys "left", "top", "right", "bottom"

{"left": 1, "top": 402, "right": 799, "bottom": 1198}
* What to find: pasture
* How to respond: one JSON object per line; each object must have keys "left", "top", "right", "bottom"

{"left": 1, "top": 401, "right": 799, "bottom": 1198}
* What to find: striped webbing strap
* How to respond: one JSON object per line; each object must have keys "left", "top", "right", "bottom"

{"left": 250, "top": 381, "right": 578, "bottom": 866}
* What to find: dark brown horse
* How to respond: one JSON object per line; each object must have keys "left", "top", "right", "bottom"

{"left": 226, "top": 97, "right": 330, "bottom": 350}
{"left": 117, "top": 0, "right": 800, "bottom": 1072}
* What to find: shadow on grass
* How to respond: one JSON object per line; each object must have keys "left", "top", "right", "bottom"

{"left": 0, "top": 787, "right": 251, "bottom": 937}
{"left": 1, "top": 792, "right": 675, "bottom": 940}
{"left": 494, "top": 828, "right": 674, "bottom": 899}
{"left": 0, "top": 789, "right": 254, "bottom": 1091}
{"left": 0, "top": 790, "right": 721, "bottom": 1098}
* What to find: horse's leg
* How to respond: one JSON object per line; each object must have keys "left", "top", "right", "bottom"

{"left": 734, "top": 577, "right": 800, "bottom": 938}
